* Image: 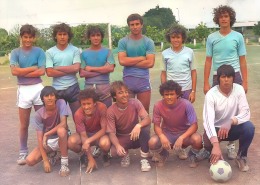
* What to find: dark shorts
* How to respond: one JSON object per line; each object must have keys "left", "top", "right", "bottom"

{"left": 57, "top": 83, "right": 80, "bottom": 103}
{"left": 212, "top": 72, "right": 242, "bottom": 87}
{"left": 163, "top": 129, "right": 185, "bottom": 146}
{"left": 85, "top": 83, "right": 111, "bottom": 101}
{"left": 123, "top": 76, "right": 151, "bottom": 94}
{"left": 181, "top": 89, "right": 192, "bottom": 100}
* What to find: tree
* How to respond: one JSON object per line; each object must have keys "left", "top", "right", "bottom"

{"left": 143, "top": 5, "right": 177, "bottom": 30}
{"left": 111, "top": 25, "right": 129, "bottom": 47}
{"left": 253, "top": 21, "right": 260, "bottom": 36}
{"left": 145, "top": 26, "right": 165, "bottom": 43}
{"left": 187, "top": 22, "right": 210, "bottom": 43}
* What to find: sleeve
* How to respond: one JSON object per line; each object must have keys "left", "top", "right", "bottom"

{"left": 238, "top": 33, "right": 247, "bottom": 56}
{"left": 190, "top": 50, "right": 196, "bottom": 70}
{"left": 203, "top": 92, "right": 218, "bottom": 139}
{"left": 161, "top": 52, "right": 167, "bottom": 71}
{"left": 10, "top": 49, "right": 18, "bottom": 66}
{"left": 117, "top": 38, "right": 126, "bottom": 53}
{"left": 146, "top": 38, "right": 155, "bottom": 55}
{"left": 37, "top": 48, "right": 46, "bottom": 68}
{"left": 45, "top": 50, "right": 54, "bottom": 68}
{"left": 73, "top": 47, "right": 81, "bottom": 64}
{"left": 233, "top": 86, "right": 250, "bottom": 124}
{"left": 80, "top": 52, "right": 86, "bottom": 69}
{"left": 100, "top": 105, "right": 108, "bottom": 127}
{"left": 74, "top": 111, "right": 86, "bottom": 133}
{"left": 57, "top": 99, "right": 69, "bottom": 117}
{"left": 152, "top": 103, "right": 162, "bottom": 126}
{"left": 206, "top": 36, "right": 213, "bottom": 57}
{"left": 185, "top": 102, "right": 197, "bottom": 125}
{"left": 135, "top": 99, "right": 148, "bottom": 120}
{"left": 34, "top": 112, "right": 44, "bottom": 132}
{"left": 106, "top": 109, "right": 116, "bottom": 133}
{"left": 107, "top": 50, "right": 115, "bottom": 64}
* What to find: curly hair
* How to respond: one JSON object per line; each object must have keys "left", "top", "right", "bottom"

{"left": 78, "top": 88, "right": 99, "bottom": 103}
{"left": 165, "top": 24, "right": 187, "bottom": 43}
{"left": 159, "top": 80, "right": 182, "bottom": 97}
{"left": 20, "top": 24, "right": 37, "bottom": 37}
{"left": 52, "top": 23, "right": 73, "bottom": 42}
{"left": 127, "top": 13, "right": 143, "bottom": 26}
{"left": 86, "top": 25, "right": 105, "bottom": 43}
{"left": 213, "top": 5, "right": 236, "bottom": 27}
{"left": 110, "top": 81, "right": 129, "bottom": 102}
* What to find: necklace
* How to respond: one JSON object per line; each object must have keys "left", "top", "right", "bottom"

{"left": 117, "top": 105, "right": 128, "bottom": 111}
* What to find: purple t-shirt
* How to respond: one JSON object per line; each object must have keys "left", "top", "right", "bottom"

{"left": 153, "top": 98, "right": 197, "bottom": 134}
{"left": 107, "top": 98, "right": 148, "bottom": 135}
{"left": 10, "top": 47, "right": 46, "bottom": 85}
{"left": 34, "top": 99, "right": 69, "bottom": 138}
{"left": 74, "top": 102, "right": 107, "bottom": 133}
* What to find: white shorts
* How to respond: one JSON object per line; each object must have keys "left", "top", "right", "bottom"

{"left": 17, "top": 83, "right": 44, "bottom": 109}
{"left": 47, "top": 137, "right": 59, "bottom": 151}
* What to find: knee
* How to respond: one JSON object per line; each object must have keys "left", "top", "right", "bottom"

{"left": 99, "top": 136, "right": 111, "bottom": 149}
{"left": 148, "top": 135, "right": 160, "bottom": 149}
{"left": 26, "top": 157, "right": 35, "bottom": 166}
{"left": 243, "top": 121, "right": 255, "bottom": 136}
{"left": 191, "top": 133, "right": 202, "bottom": 144}
{"left": 57, "top": 127, "right": 67, "bottom": 138}
{"left": 68, "top": 135, "right": 79, "bottom": 149}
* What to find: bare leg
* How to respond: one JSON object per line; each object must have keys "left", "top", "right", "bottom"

{"left": 19, "top": 107, "right": 32, "bottom": 153}
{"left": 68, "top": 133, "right": 82, "bottom": 153}
{"left": 137, "top": 90, "right": 151, "bottom": 113}
{"left": 57, "top": 127, "right": 68, "bottom": 157}
{"left": 26, "top": 147, "right": 43, "bottom": 166}
{"left": 69, "top": 101, "right": 80, "bottom": 118}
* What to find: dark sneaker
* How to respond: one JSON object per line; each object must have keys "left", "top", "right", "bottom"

{"left": 102, "top": 154, "right": 111, "bottom": 167}
{"left": 80, "top": 153, "right": 87, "bottom": 168}
{"left": 48, "top": 151, "right": 57, "bottom": 166}
{"left": 235, "top": 156, "right": 249, "bottom": 172}
{"left": 121, "top": 153, "right": 130, "bottom": 167}
{"left": 196, "top": 148, "right": 210, "bottom": 161}
{"left": 156, "top": 151, "right": 169, "bottom": 167}
{"left": 188, "top": 149, "right": 198, "bottom": 168}
{"left": 92, "top": 146, "right": 101, "bottom": 158}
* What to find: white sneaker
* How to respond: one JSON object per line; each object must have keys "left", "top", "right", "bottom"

{"left": 227, "top": 143, "right": 237, "bottom": 160}
{"left": 121, "top": 153, "right": 130, "bottom": 167}
{"left": 140, "top": 159, "right": 151, "bottom": 172}
{"left": 17, "top": 153, "right": 28, "bottom": 165}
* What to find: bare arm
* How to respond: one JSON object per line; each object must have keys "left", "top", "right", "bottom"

{"left": 44, "top": 116, "right": 67, "bottom": 138}
{"left": 161, "top": 71, "right": 167, "bottom": 84}
{"left": 189, "top": 69, "right": 197, "bottom": 103}
{"left": 54, "top": 63, "right": 80, "bottom": 74}
{"left": 24, "top": 67, "right": 45, "bottom": 77}
{"left": 134, "top": 53, "right": 155, "bottom": 68}
{"left": 118, "top": 52, "right": 146, "bottom": 67}
{"left": 85, "top": 63, "right": 115, "bottom": 74}
{"left": 37, "top": 131, "right": 51, "bottom": 173}
{"left": 10, "top": 65, "right": 38, "bottom": 76}
{"left": 46, "top": 67, "right": 68, "bottom": 77}
{"left": 239, "top": 55, "right": 248, "bottom": 93}
{"left": 79, "top": 68, "right": 101, "bottom": 78}
{"left": 154, "top": 124, "right": 171, "bottom": 150}
{"left": 203, "top": 56, "right": 213, "bottom": 94}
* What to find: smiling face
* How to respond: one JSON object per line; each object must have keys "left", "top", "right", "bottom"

{"left": 114, "top": 87, "right": 129, "bottom": 105}
{"left": 21, "top": 33, "right": 35, "bottom": 49}
{"left": 80, "top": 98, "right": 96, "bottom": 117}
{"left": 163, "top": 90, "right": 178, "bottom": 105}
{"left": 170, "top": 33, "right": 183, "bottom": 51}
{"left": 43, "top": 93, "right": 56, "bottom": 107}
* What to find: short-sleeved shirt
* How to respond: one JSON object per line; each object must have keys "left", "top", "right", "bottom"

{"left": 81, "top": 47, "right": 115, "bottom": 84}
{"left": 162, "top": 46, "right": 196, "bottom": 91}
{"left": 46, "top": 44, "right": 81, "bottom": 90}
{"left": 10, "top": 47, "right": 46, "bottom": 85}
{"left": 34, "top": 99, "right": 69, "bottom": 139}
{"left": 118, "top": 35, "right": 155, "bottom": 79}
{"left": 206, "top": 30, "right": 246, "bottom": 73}
{"left": 107, "top": 98, "right": 148, "bottom": 135}
{"left": 153, "top": 98, "right": 197, "bottom": 134}
{"left": 74, "top": 102, "right": 108, "bottom": 133}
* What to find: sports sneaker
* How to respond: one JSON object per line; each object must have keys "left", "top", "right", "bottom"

{"left": 151, "top": 154, "right": 159, "bottom": 162}
{"left": 92, "top": 146, "right": 101, "bottom": 158}
{"left": 140, "top": 159, "right": 151, "bottom": 172}
{"left": 48, "top": 151, "right": 57, "bottom": 166}
{"left": 227, "top": 143, "right": 237, "bottom": 160}
{"left": 121, "top": 153, "right": 130, "bottom": 167}
{"left": 195, "top": 148, "right": 210, "bottom": 161}
{"left": 156, "top": 151, "right": 169, "bottom": 167}
{"left": 79, "top": 153, "right": 87, "bottom": 168}
{"left": 102, "top": 153, "right": 111, "bottom": 167}
{"left": 235, "top": 156, "right": 249, "bottom": 172}
{"left": 17, "top": 153, "right": 28, "bottom": 165}
{"left": 59, "top": 163, "right": 70, "bottom": 177}
{"left": 188, "top": 149, "right": 198, "bottom": 168}
{"left": 176, "top": 148, "right": 188, "bottom": 160}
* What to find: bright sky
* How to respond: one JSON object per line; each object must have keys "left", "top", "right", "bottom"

{"left": 0, "top": 0, "right": 259, "bottom": 31}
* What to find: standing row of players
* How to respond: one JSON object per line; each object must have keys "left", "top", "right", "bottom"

{"left": 10, "top": 5, "right": 254, "bottom": 176}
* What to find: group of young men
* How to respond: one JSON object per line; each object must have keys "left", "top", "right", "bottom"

{"left": 10, "top": 5, "right": 254, "bottom": 177}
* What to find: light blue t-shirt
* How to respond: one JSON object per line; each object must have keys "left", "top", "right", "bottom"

{"left": 206, "top": 30, "right": 246, "bottom": 73}
{"left": 118, "top": 35, "right": 155, "bottom": 79}
{"left": 10, "top": 47, "right": 46, "bottom": 85}
{"left": 46, "top": 44, "right": 81, "bottom": 90}
{"left": 81, "top": 47, "right": 115, "bottom": 84}
{"left": 162, "top": 46, "right": 195, "bottom": 91}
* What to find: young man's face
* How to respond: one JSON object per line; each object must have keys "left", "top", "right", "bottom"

{"left": 218, "top": 12, "right": 231, "bottom": 28}
{"left": 89, "top": 32, "right": 102, "bottom": 47}
{"left": 129, "top": 20, "right": 143, "bottom": 36}
{"left": 163, "top": 90, "right": 178, "bottom": 105}
{"left": 114, "top": 87, "right": 129, "bottom": 105}
{"left": 21, "top": 33, "right": 35, "bottom": 48}
{"left": 170, "top": 34, "right": 183, "bottom": 50}
{"left": 56, "top": 31, "right": 69, "bottom": 46}
{"left": 43, "top": 93, "right": 57, "bottom": 106}
{"left": 219, "top": 75, "right": 233, "bottom": 92}
{"left": 80, "top": 98, "right": 96, "bottom": 116}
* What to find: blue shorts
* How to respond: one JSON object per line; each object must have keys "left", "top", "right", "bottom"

{"left": 163, "top": 129, "right": 185, "bottom": 146}
{"left": 57, "top": 83, "right": 80, "bottom": 103}
{"left": 123, "top": 76, "right": 151, "bottom": 94}
{"left": 85, "top": 83, "right": 111, "bottom": 101}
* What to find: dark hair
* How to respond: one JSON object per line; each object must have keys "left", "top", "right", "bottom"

{"left": 110, "top": 81, "right": 129, "bottom": 102}
{"left": 213, "top": 5, "right": 236, "bottom": 27}
{"left": 86, "top": 25, "right": 104, "bottom": 43}
{"left": 78, "top": 88, "right": 99, "bottom": 103}
{"left": 217, "top": 64, "right": 235, "bottom": 84}
{"left": 20, "top": 24, "right": 37, "bottom": 37}
{"left": 127, "top": 13, "right": 143, "bottom": 26}
{"left": 159, "top": 80, "right": 182, "bottom": 97}
{"left": 40, "top": 86, "right": 58, "bottom": 104}
{"left": 52, "top": 23, "right": 73, "bottom": 42}
{"left": 165, "top": 24, "right": 187, "bottom": 43}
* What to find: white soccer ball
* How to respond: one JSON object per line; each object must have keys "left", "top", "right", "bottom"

{"left": 209, "top": 160, "right": 232, "bottom": 183}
